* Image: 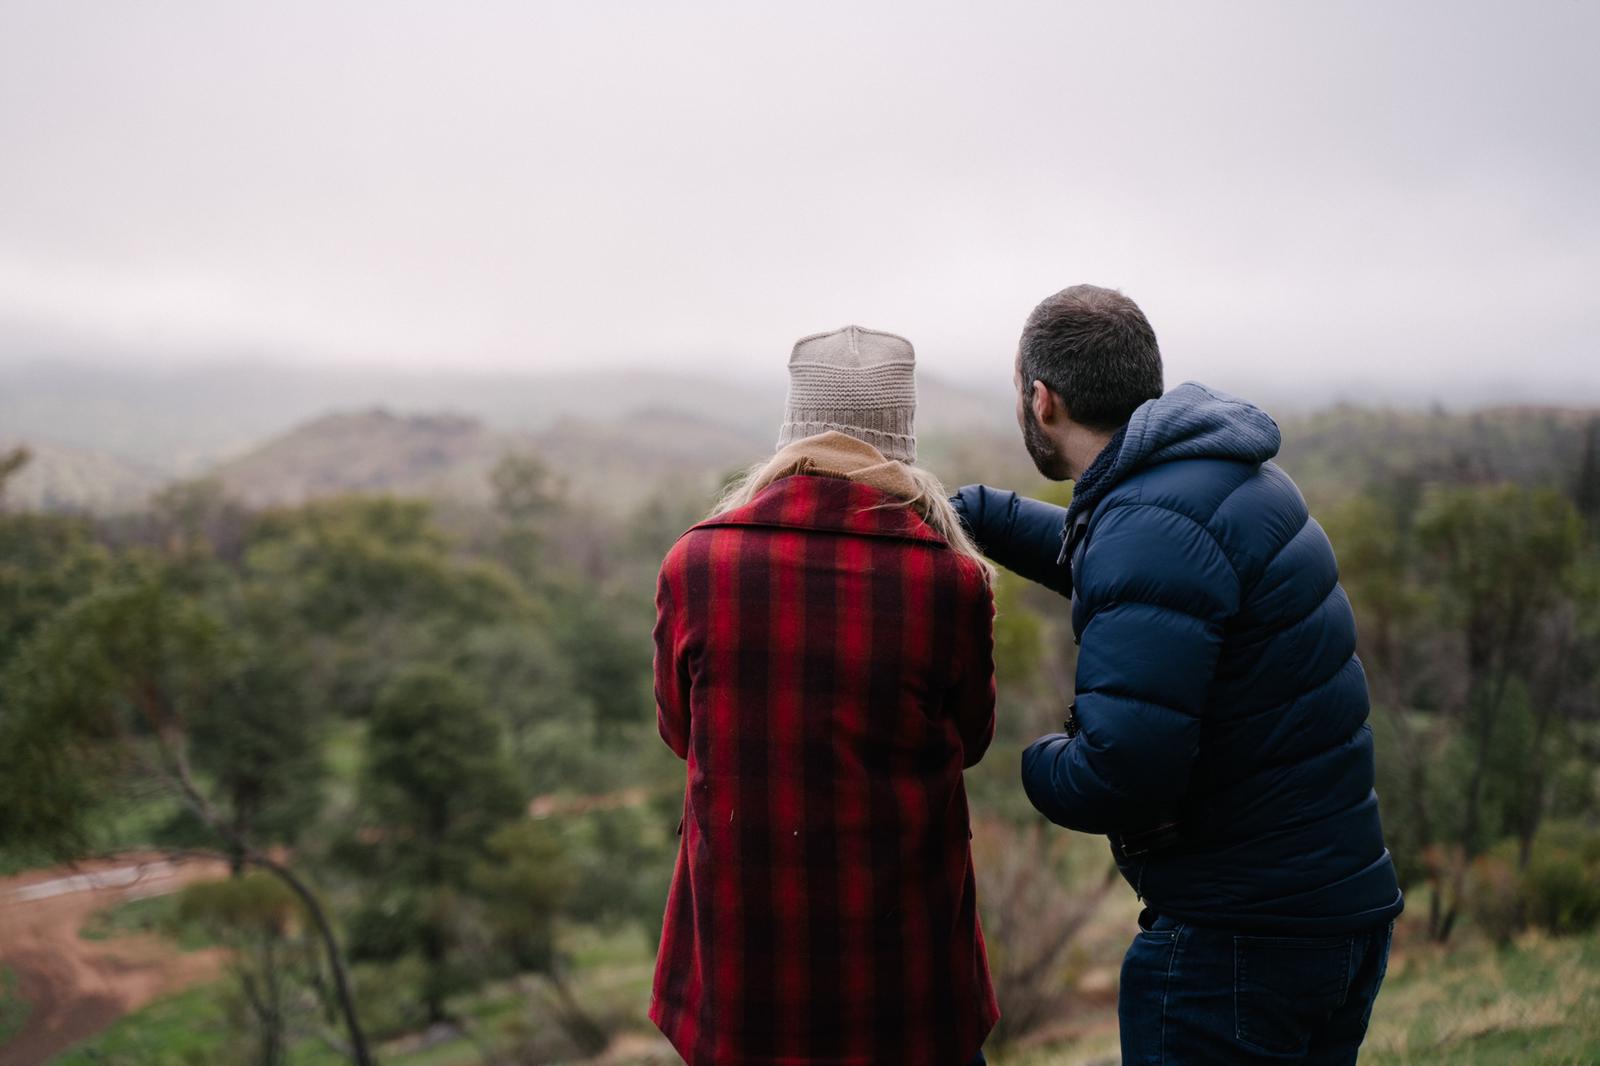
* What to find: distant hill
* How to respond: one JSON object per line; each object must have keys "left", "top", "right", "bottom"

{"left": 1277, "top": 404, "right": 1599, "bottom": 505}
{"left": 0, "top": 358, "right": 1012, "bottom": 475}
{"left": 0, "top": 437, "right": 164, "bottom": 513}
{"left": 2, "top": 355, "right": 1595, "bottom": 516}
{"left": 0, "top": 360, "right": 789, "bottom": 476}
{"left": 211, "top": 410, "right": 520, "bottom": 508}
{"left": 209, "top": 407, "right": 772, "bottom": 514}
{"left": 198, "top": 401, "right": 1595, "bottom": 518}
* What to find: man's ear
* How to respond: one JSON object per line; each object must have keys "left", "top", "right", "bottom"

{"left": 1031, "top": 379, "right": 1060, "bottom": 425}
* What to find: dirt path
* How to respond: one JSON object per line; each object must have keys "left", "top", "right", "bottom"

{"left": 0, "top": 853, "right": 230, "bottom": 1066}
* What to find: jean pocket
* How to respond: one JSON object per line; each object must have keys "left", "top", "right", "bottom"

{"left": 1234, "top": 934, "right": 1352, "bottom": 1056}
{"left": 1354, "top": 920, "right": 1397, "bottom": 1033}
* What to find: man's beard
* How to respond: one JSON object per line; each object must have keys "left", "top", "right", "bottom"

{"left": 1022, "top": 401, "right": 1072, "bottom": 481}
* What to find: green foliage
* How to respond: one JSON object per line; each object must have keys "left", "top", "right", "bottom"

{"left": 8, "top": 402, "right": 1599, "bottom": 1054}
{"left": 1457, "top": 824, "right": 1600, "bottom": 943}
{"left": 48, "top": 983, "right": 350, "bottom": 1066}
{"left": 469, "top": 821, "right": 574, "bottom": 973}
{"left": 1332, "top": 478, "right": 1598, "bottom": 940}
{"left": 552, "top": 801, "right": 676, "bottom": 941}
{"left": 1520, "top": 822, "right": 1600, "bottom": 936}
{"left": 360, "top": 668, "right": 523, "bottom": 874}
{"left": 349, "top": 666, "right": 525, "bottom": 1020}
{"left": 246, "top": 495, "right": 525, "bottom": 635}
{"left": 1358, "top": 931, "right": 1600, "bottom": 1066}
{"left": 1416, "top": 485, "right": 1582, "bottom": 636}
{"left": 81, "top": 892, "right": 221, "bottom": 952}
{"left": 178, "top": 873, "right": 302, "bottom": 937}
{"left": 0, "top": 471, "right": 675, "bottom": 1049}
{"left": 0, "top": 510, "right": 113, "bottom": 663}
{"left": 145, "top": 478, "right": 253, "bottom": 563}
{"left": 0, "top": 577, "right": 228, "bottom": 854}
{"left": 446, "top": 622, "right": 594, "bottom": 792}
{"left": 490, "top": 452, "right": 564, "bottom": 583}
{"left": 991, "top": 571, "right": 1045, "bottom": 683}
{"left": 973, "top": 820, "right": 1117, "bottom": 1047}
{"left": 557, "top": 601, "right": 650, "bottom": 741}
{"left": 1278, "top": 405, "right": 1592, "bottom": 510}
{"left": 179, "top": 873, "right": 340, "bottom": 1066}
{"left": 491, "top": 453, "right": 563, "bottom": 525}
{"left": 0, "top": 965, "right": 30, "bottom": 1049}
{"left": 189, "top": 616, "right": 328, "bottom": 858}
{"left": 0, "top": 444, "right": 29, "bottom": 494}
{"left": 348, "top": 957, "right": 434, "bottom": 1041}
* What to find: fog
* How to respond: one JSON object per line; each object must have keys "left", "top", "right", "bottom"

{"left": 1, "top": 1, "right": 1596, "bottom": 400}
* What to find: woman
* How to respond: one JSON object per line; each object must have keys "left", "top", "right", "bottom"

{"left": 649, "top": 326, "right": 1000, "bottom": 1066}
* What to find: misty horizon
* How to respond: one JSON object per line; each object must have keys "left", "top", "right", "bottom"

{"left": 2, "top": 1, "right": 1597, "bottom": 398}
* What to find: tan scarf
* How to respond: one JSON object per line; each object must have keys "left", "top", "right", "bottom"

{"left": 746, "top": 430, "right": 925, "bottom": 512}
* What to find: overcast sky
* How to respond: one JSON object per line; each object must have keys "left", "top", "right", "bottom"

{"left": 1, "top": 1, "right": 1596, "bottom": 398}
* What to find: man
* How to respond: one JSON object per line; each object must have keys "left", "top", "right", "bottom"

{"left": 651, "top": 326, "right": 999, "bottom": 1065}
{"left": 953, "top": 286, "right": 1403, "bottom": 1064}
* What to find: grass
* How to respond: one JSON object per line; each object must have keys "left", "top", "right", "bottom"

{"left": 49, "top": 923, "right": 663, "bottom": 1066}
{"left": 49, "top": 985, "right": 229, "bottom": 1066}
{"left": 0, "top": 844, "right": 59, "bottom": 878}
{"left": 1361, "top": 930, "right": 1600, "bottom": 1065}
{"left": 0, "top": 966, "right": 32, "bottom": 1048}
{"left": 51, "top": 901, "right": 1600, "bottom": 1066}
{"left": 988, "top": 927, "right": 1600, "bottom": 1066}
{"left": 995, "top": 1028, "right": 1122, "bottom": 1066}
{"left": 47, "top": 984, "right": 348, "bottom": 1066}
{"left": 79, "top": 892, "right": 220, "bottom": 952}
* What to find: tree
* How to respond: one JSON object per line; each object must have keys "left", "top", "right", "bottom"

{"left": 0, "top": 509, "right": 112, "bottom": 667}
{"left": 142, "top": 478, "right": 253, "bottom": 564}
{"left": 0, "top": 577, "right": 375, "bottom": 1065}
{"left": 469, "top": 820, "right": 608, "bottom": 1056}
{"left": 242, "top": 495, "right": 529, "bottom": 726}
{"left": 188, "top": 596, "right": 327, "bottom": 874}
{"left": 1415, "top": 485, "right": 1584, "bottom": 940}
{"left": 1323, "top": 495, "right": 1439, "bottom": 898}
{"left": 178, "top": 873, "right": 320, "bottom": 1066}
{"left": 549, "top": 589, "right": 649, "bottom": 743}
{"left": 971, "top": 819, "right": 1117, "bottom": 1048}
{"left": 1575, "top": 416, "right": 1600, "bottom": 535}
{"left": 448, "top": 622, "right": 594, "bottom": 790}
{"left": 351, "top": 666, "right": 524, "bottom": 1024}
{"left": 0, "top": 445, "right": 29, "bottom": 511}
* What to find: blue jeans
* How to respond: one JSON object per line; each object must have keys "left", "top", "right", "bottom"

{"left": 1119, "top": 911, "right": 1394, "bottom": 1064}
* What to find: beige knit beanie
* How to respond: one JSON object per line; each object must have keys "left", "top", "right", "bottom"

{"left": 776, "top": 325, "right": 917, "bottom": 463}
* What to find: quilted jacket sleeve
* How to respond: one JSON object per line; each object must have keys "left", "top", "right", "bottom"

{"left": 1021, "top": 502, "right": 1240, "bottom": 834}
{"left": 950, "top": 485, "right": 1073, "bottom": 598}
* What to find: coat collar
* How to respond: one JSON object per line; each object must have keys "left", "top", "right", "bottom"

{"left": 746, "top": 430, "right": 923, "bottom": 503}
{"left": 693, "top": 474, "right": 947, "bottom": 546}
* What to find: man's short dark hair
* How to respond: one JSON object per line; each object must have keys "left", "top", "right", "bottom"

{"left": 1019, "top": 285, "right": 1164, "bottom": 431}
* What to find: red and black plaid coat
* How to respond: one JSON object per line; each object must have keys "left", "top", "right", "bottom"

{"left": 649, "top": 473, "right": 999, "bottom": 1066}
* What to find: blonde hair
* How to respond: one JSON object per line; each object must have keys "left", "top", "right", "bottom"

{"left": 710, "top": 461, "right": 996, "bottom": 583}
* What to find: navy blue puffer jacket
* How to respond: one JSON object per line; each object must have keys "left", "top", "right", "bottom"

{"left": 955, "top": 383, "right": 1402, "bottom": 933}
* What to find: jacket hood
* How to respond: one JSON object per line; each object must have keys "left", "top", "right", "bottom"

{"left": 1068, "top": 383, "right": 1281, "bottom": 523}
{"left": 1120, "top": 382, "right": 1281, "bottom": 471}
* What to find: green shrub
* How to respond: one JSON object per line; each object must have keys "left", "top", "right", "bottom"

{"left": 1521, "top": 822, "right": 1600, "bottom": 935}
{"left": 1464, "top": 853, "right": 1523, "bottom": 944}
{"left": 350, "top": 957, "right": 432, "bottom": 1040}
{"left": 0, "top": 966, "right": 31, "bottom": 1047}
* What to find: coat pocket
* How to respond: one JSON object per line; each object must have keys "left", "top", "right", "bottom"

{"left": 1233, "top": 933, "right": 1352, "bottom": 1056}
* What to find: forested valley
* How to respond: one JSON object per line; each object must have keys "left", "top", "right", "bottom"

{"left": 2, "top": 398, "right": 1599, "bottom": 1065}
